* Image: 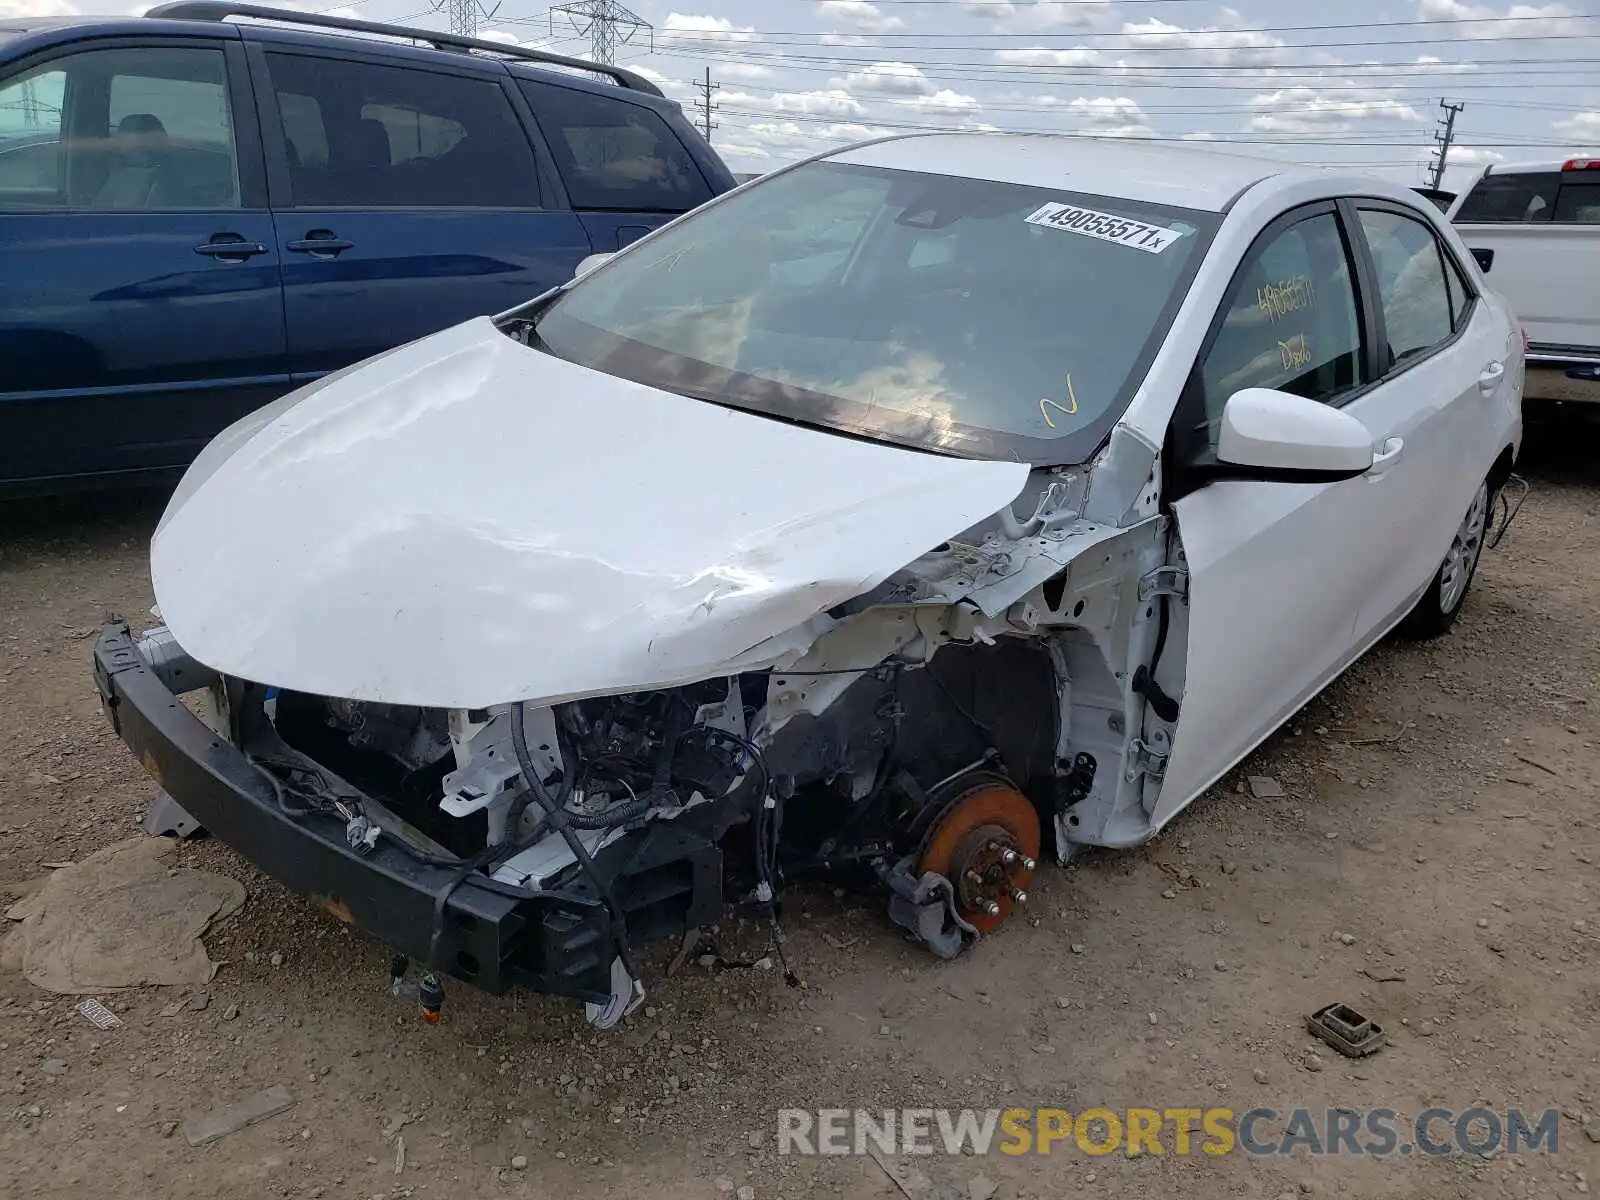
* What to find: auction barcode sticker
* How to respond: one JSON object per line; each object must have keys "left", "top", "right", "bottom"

{"left": 1024, "top": 202, "right": 1185, "bottom": 254}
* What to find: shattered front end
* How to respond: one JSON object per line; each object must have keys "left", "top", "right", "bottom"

{"left": 94, "top": 319, "right": 1191, "bottom": 1026}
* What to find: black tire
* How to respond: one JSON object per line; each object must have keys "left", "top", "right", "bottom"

{"left": 1398, "top": 479, "right": 1492, "bottom": 640}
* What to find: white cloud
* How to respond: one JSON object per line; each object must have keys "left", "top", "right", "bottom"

{"left": 1555, "top": 111, "right": 1600, "bottom": 143}
{"left": 1246, "top": 87, "right": 1424, "bottom": 133}
{"left": 478, "top": 28, "right": 568, "bottom": 52}
{"left": 0, "top": 0, "right": 78, "bottom": 14}
{"left": 732, "top": 119, "right": 886, "bottom": 162}
{"left": 817, "top": 0, "right": 906, "bottom": 33}
{"left": 770, "top": 89, "right": 867, "bottom": 117}
{"left": 1410, "top": 55, "right": 1478, "bottom": 73}
{"left": 1088, "top": 124, "right": 1157, "bottom": 139}
{"left": 1116, "top": 13, "right": 1287, "bottom": 67}
{"left": 719, "top": 61, "right": 775, "bottom": 82}
{"left": 992, "top": 46, "right": 1110, "bottom": 68}
{"left": 630, "top": 66, "right": 697, "bottom": 99}
{"left": 662, "top": 13, "right": 758, "bottom": 42}
{"left": 833, "top": 61, "right": 935, "bottom": 96}
{"left": 894, "top": 89, "right": 984, "bottom": 118}
{"left": 995, "top": 12, "right": 1287, "bottom": 74}
{"left": 1449, "top": 146, "right": 1507, "bottom": 164}
{"left": 1067, "top": 95, "right": 1146, "bottom": 124}
{"left": 961, "top": 0, "right": 1111, "bottom": 30}
{"left": 1418, "top": 0, "right": 1587, "bottom": 37}
{"left": 1060, "top": 97, "right": 1154, "bottom": 138}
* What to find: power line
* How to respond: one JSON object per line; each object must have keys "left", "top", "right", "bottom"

{"left": 692, "top": 67, "right": 721, "bottom": 142}
{"left": 548, "top": 0, "right": 651, "bottom": 64}
{"left": 710, "top": 102, "right": 1582, "bottom": 147}
{"left": 643, "top": 14, "right": 1600, "bottom": 40}
{"left": 636, "top": 44, "right": 1600, "bottom": 85}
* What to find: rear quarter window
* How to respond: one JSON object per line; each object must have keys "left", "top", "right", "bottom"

{"left": 1553, "top": 178, "right": 1600, "bottom": 224}
{"left": 1453, "top": 172, "right": 1560, "bottom": 223}
{"left": 518, "top": 79, "right": 711, "bottom": 213}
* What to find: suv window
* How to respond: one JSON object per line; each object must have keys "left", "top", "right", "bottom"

{"left": 1553, "top": 178, "right": 1600, "bottom": 224}
{"left": 1453, "top": 171, "right": 1559, "bottom": 223}
{"left": 265, "top": 53, "right": 540, "bottom": 208}
{"left": 518, "top": 79, "right": 710, "bottom": 212}
{"left": 1357, "top": 209, "right": 1456, "bottom": 367}
{"left": 1197, "top": 210, "right": 1365, "bottom": 445}
{"left": 0, "top": 48, "right": 239, "bottom": 210}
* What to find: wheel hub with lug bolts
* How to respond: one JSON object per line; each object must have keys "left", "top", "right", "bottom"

{"left": 914, "top": 776, "right": 1042, "bottom": 934}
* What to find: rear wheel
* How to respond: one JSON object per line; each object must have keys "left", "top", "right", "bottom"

{"left": 1399, "top": 480, "right": 1491, "bottom": 640}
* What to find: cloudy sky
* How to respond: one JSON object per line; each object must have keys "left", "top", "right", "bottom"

{"left": 7, "top": 0, "right": 1599, "bottom": 183}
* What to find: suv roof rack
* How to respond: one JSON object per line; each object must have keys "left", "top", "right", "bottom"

{"left": 144, "top": 2, "right": 663, "bottom": 96}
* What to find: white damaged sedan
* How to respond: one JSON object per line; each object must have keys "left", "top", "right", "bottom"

{"left": 95, "top": 134, "right": 1524, "bottom": 1026}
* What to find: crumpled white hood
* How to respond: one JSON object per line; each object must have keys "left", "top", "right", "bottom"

{"left": 152, "top": 317, "right": 1029, "bottom": 709}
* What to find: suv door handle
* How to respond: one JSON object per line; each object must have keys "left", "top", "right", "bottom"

{"left": 194, "top": 234, "right": 267, "bottom": 261}
{"left": 286, "top": 232, "right": 354, "bottom": 259}
{"left": 1478, "top": 360, "right": 1506, "bottom": 393}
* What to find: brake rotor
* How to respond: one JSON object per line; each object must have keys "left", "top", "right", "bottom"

{"left": 914, "top": 777, "right": 1040, "bottom": 934}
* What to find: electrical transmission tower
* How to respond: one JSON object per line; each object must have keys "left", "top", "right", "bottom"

{"left": 550, "top": 0, "right": 651, "bottom": 64}
{"left": 433, "top": 0, "right": 499, "bottom": 38}
{"left": 20, "top": 78, "right": 41, "bottom": 127}
{"left": 1427, "top": 99, "right": 1465, "bottom": 191}
{"left": 691, "top": 68, "right": 719, "bottom": 143}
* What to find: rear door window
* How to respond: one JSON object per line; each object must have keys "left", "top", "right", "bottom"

{"left": 1553, "top": 178, "right": 1600, "bottom": 224}
{"left": 1356, "top": 209, "right": 1456, "bottom": 368}
{"left": 518, "top": 79, "right": 711, "bottom": 212}
{"left": 263, "top": 53, "right": 540, "bottom": 208}
{"left": 1453, "top": 172, "right": 1559, "bottom": 223}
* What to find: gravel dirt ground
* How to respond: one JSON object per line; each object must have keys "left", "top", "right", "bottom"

{"left": 1, "top": 415, "right": 1596, "bottom": 1200}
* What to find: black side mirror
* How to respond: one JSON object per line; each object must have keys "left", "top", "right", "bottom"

{"left": 1470, "top": 247, "right": 1495, "bottom": 273}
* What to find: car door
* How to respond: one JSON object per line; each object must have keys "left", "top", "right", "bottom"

{"left": 515, "top": 77, "right": 717, "bottom": 252}
{"left": 245, "top": 40, "right": 592, "bottom": 381}
{"left": 1343, "top": 200, "right": 1510, "bottom": 635}
{"left": 0, "top": 36, "right": 286, "bottom": 488}
{"left": 1151, "top": 202, "right": 1384, "bottom": 826}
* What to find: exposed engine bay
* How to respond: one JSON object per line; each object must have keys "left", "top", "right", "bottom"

{"left": 178, "top": 457, "right": 1192, "bottom": 1029}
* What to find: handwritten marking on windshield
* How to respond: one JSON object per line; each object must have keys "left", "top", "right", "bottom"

{"left": 1040, "top": 374, "right": 1081, "bottom": 429}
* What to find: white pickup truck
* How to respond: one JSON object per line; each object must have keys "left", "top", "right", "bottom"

{"left": 1448, "top": 157, "right": 1600, "bottom": 406}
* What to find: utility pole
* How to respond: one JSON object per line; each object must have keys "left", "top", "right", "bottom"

{"left": 1428, "top": 99, "right": 1465, "bottom": 191}
{"left": 692, "top": 67, "right": 720, "bottom": 143}
{"left": 433, "top": 0, "right": 499, "bottom": 38}
{"left": 550, "top": 0, "right": 651, "bottom": 64}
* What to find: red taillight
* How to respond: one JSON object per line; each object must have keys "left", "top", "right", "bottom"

{"left": 1521, "top": 327, "right": 1531, "bottom": 352}
{"left": 1561, "top": 156, "right": 1600, "bottom": 171}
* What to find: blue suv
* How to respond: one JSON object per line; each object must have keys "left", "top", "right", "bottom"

{"left": 0, "top": 2, "right": 736, "bottom": 494}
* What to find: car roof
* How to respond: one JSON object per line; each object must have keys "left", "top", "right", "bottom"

{"left": 830, "top": 132, "right": 1303, "bottom": 213}
{"left": 1480, "top": 158, "right": 1578, "bottom": 176}
{"left": 0, "top": 8, "right": 664, "bottom": 99}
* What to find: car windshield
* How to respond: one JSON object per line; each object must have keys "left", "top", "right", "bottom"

{"left": 523, "top": 160, "right": 1216, "bottom": 463}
